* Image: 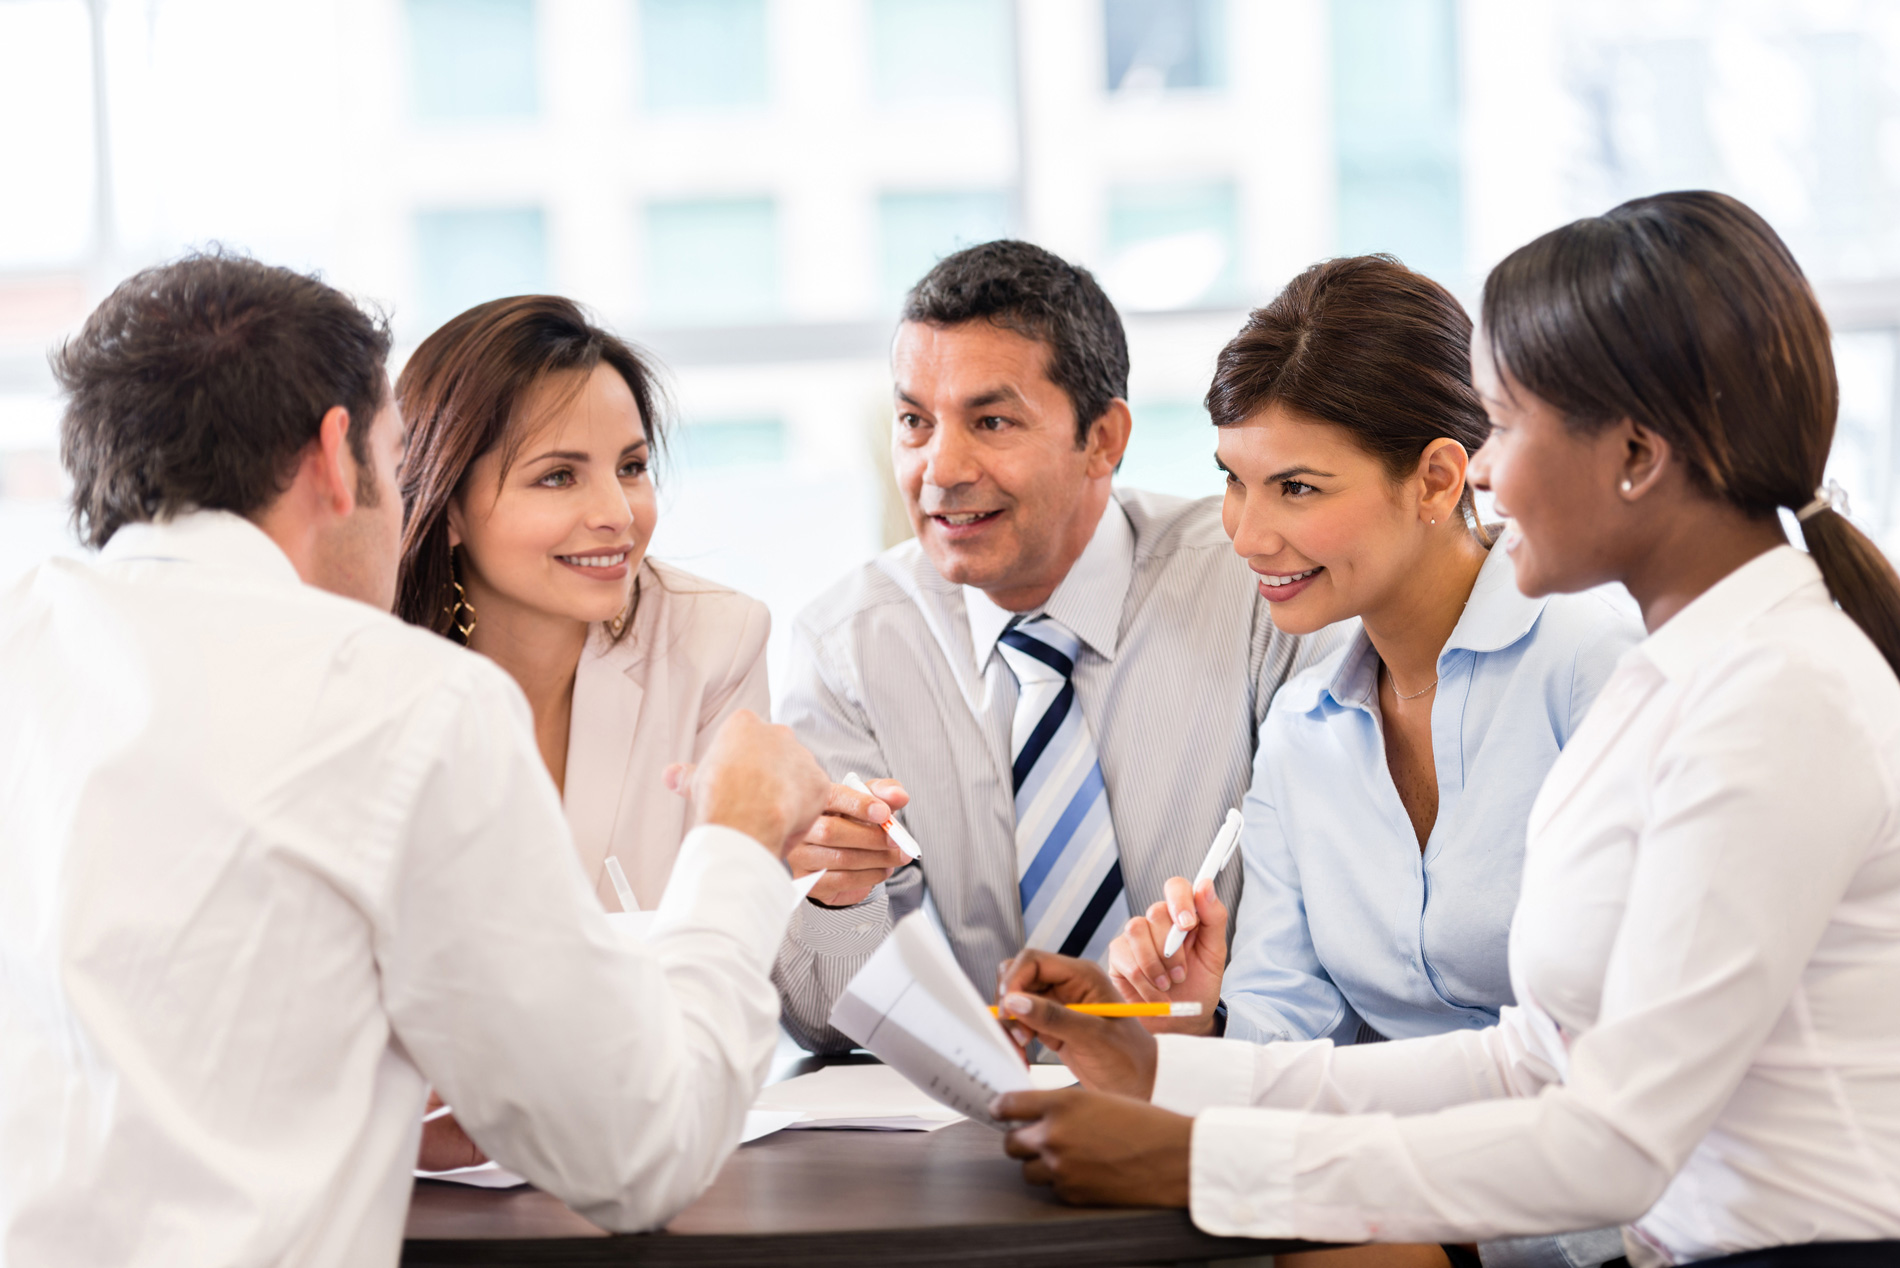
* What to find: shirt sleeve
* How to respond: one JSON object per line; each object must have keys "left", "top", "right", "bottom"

{"left": 770, "top": 615, "right": 907, "bottom": 1053}
{"left": 1180, "top": 646, "right": 1890, "bottom": 1245}
{"left": 1221, "top": 727, "right": 1354, "bottom": 1044}
{"left": 375, "top": 663, "right": 798, "bottom": 1233}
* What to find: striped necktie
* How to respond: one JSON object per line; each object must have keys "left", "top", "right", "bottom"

{"left": 996, "top": 616, "right": 1130, "bottom": 961}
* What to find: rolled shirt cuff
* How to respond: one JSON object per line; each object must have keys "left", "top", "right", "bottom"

{"left": 1188, "top": 1106, "right": 1302, "bottom": 1239}
{"left": 1151, "top": 1034, "right": 1261, "bottom": 1115}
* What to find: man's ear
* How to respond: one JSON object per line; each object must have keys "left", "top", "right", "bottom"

{"left": 1085, "top": 399, "right": 1133, "bottom": 477}
{"left": 310, "top": 405, "right": 359, "bottom": 517}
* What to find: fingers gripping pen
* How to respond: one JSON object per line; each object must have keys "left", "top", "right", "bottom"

{"left": 841, "top": 771, "right": 922, "bottom": 859}
{"left": 1162, "top": 808, "right": 1244, "bottom": 958}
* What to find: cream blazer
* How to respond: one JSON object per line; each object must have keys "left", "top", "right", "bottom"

{"left": 562, "top": 558, "right": 770, "bottom": 911}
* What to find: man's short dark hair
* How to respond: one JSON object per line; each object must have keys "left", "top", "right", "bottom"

{"left": 53, "top": 251, "right": 393, "bottom": 549}
{"left": 902, "top": 240, "right": 1130, "bottom": 447}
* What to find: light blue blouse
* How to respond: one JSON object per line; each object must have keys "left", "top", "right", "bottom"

{"left": 1223, "top": 545, "right": 1643, "bottom": 1044}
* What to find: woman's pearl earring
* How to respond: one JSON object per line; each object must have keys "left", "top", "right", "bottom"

{"left": 1620, "top": 479, "right": 1634, "bottom": 493}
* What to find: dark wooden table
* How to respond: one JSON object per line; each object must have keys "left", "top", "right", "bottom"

{"left": 403, "top": 1058, "right": 1312, "bottom": 1267}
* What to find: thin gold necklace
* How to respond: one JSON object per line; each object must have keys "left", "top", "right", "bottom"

{"left": 1388, "top": 669, "right": 1438, "bottom": 701}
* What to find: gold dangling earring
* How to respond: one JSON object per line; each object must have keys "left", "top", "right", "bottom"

{"left": 445, "top": 556, "right": 477, "bottom": 643}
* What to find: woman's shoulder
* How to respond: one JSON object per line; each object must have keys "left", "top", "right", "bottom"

{"left": 1528, "top": 584, "right": 1645, "bottom": 662}
{"left": 637, "top": 558, "right": 771, "bottom": 656}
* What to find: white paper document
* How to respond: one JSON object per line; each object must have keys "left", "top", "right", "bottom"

{"left": 825, "top": 911, "right": 1033, "bottom": 1129}
{"left": 753, "top": 1063, "right": 965, "bottom": 1131}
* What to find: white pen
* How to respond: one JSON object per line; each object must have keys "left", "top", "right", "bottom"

{"left": 841, "top": 771, "right": 922, "bottom": 859}
{"left": 1162, "top": 808, "right": 1244, "bottom": 958}
{"left": 603, "top": 855, "right": 640, "bottom": 914}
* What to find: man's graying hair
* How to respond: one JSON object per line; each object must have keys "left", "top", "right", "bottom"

{"left": 902, "top": 240, "right": 1130, "bottom": 446}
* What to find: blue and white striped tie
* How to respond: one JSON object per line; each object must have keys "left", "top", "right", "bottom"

{"left": 997, "top": 616, "right": 1130, "bottom": 961}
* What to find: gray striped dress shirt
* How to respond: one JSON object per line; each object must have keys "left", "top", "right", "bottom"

{"left": 772, "top": 488, "right": 1346, "bottom": 1053}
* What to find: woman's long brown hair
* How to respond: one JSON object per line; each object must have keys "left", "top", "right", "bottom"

{"left": 394, "top": 295, "right": 669, "bottom": 642}
{"left": 1483, "top": 189, "right": 1900, "bottom": 678}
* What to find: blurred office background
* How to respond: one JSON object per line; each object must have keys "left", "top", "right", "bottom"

{"left": 4, "top": 0, "right": 1900, "bottom": 688}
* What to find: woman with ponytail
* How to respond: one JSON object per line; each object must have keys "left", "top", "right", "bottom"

{"left": 986, "top": 191, "right": 1900, "bottom": 1268}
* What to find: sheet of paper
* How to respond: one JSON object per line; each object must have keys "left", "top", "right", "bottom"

{"left": 826, "top": 911, "right": 1032, "bottom": 1129}
{"left": 1028, "top": 1064, "right": 1079, "bottom": 1089}
{"left": 753, "top": 1062, "right": 966, "bottom": 1131}
{"left": 415, "top": 1161, "right": 527, "bottom": 1189}
{"left": 740, "top": 1108, "right": 804, "bottom": 1142}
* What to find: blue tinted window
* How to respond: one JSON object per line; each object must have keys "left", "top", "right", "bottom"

{"left": 1104, "top": 0, "right": 1224, "bottom": 92}
{"left": 641, "top": 0, "right": 768, "bottom": 111}
{"left": 1333, "top": 0, "right": 1462, "bottom": 281}
{"left": 675, "top": 419, "right": 787, "bottom": 469}
{"left": 408, "top": 0, "right": 538, "bottom": 120}
{"left": 644, "top": 198, "right": 778, "bottom": 324}
{"left": 1117, "top": 401, "right": 1219, "bottom": 498}
{"left": 878, "top": 191, "right": 1013, "bottom": 306}
{"left": 415, "top": 208, "right": 547, "bottom": 330}
{"left": 870, "top": 0, "right": 1012, "bottom": 104}
{"left": 1103, "top": 180, "right": 1239, "bottom": 309}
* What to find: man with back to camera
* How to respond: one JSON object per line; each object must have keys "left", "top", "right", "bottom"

{"left": 773, "top": 240, "right": 1344, "bottom": 1052}
{"left": 0, "top": 253, "right": 832, "bottom": 1267}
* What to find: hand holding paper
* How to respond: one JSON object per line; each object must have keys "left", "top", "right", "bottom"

{"left": 827, "top": 912, "right": 1030, "bottom": 1129}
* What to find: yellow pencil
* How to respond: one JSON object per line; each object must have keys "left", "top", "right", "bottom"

{"left": 988, "top": 1001, "right": 1203, "bottom": 1018}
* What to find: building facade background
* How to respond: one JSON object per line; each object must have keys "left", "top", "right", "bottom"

{"left": 4, "top": 0, "right": 1899, "bottom": 688}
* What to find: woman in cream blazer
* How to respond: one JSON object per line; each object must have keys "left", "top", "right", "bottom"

{"left": 564, "top": 557, "right": 768, "bottom": 909}
{"left": 393, "top": 295, "right": 769, "bottom": 911}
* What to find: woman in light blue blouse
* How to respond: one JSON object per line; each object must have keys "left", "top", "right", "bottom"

{"left": 1107, "top": 255, "right": 1641, "bottom": 1268}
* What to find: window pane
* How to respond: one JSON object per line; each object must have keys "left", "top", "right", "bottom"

{"left": 1333, "top": 0, "right": 1462, "bottom": 281}
{"left": 870, "top": 0, "right": 1011, "bottom": 104}
{"left": 1101, "top": 180, "right": 1239, "bottom": 310}
{"left": 0, "top": 2, "right": 94, "bottom": 267}
{"left": 878, "top": 190, "right": 1013, "bottom": 306}
{"left": 644, "top": 198, "right": 778, "bottom": 324}
{"left": 641, "top": 0, "right": 768, "bottom": 111}
{"left": 675, "top": 419, "right": 787, "bottom": 469}
{"left": 1104, "top": 0, "right": 1224, "bottom": 92}
{"left": 408, "top": 0, "right": 538, "bottom": 121}
{"left": 1117, "top": 401, "right": 1219, "bottom": 498}
{"left": 414, "top": 208, "right": 548, "bottom": 331}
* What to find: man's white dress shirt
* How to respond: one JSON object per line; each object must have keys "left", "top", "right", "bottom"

{"left": 1150, "top": 546, "right": 1900, "bottom": 1265}
{"left": 0, "top": 511, "right": 800, "bottom": 1267}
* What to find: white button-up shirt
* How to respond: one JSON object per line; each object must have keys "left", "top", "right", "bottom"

{"left": 1151, "top": 546, "right": 1900, "bottom": 1266}
{"left": 0, "top": 511, "right": 800, "bottom": 1267}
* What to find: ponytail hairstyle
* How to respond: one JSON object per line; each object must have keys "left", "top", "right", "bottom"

{"left": 1482, "top": 190, "right": 1900, "bottom": 679}
{"left": 1205, "top": 254, "right": 1493, "bottom": 541}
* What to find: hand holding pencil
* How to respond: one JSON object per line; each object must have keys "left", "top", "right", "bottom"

{"left": 993, "top": 948, "right": 1160, "bottom": 1100}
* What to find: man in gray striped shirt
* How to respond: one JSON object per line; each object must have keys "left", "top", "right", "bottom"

{"left": 774, "top": 241, "right": 1336, "bottom": 1053}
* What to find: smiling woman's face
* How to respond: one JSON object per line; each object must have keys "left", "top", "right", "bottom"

{"left": 1467, "top": 337, "right": 1629, "bottom": 598}
{"left": 1217, "top": 402, "right": 1431, "bottom": 635}
{"left": 447, "top": 362, "right": 657, "bottom": 630}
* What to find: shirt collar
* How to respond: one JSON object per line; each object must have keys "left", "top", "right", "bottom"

{"left": 100, "top": 509, "right": 303, "bottom": 587}
{"left": 1290, "top": 545, "right": 1548, "bottom": 716}
{"left": 965, "top": 498, "right": 1135, "bottom": 673}
{"left": 1442, "top": 544, "right": 1549, "bottom": 656}
{"left": 1635, "top": 544, "right": 1823, "bottom": 682}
